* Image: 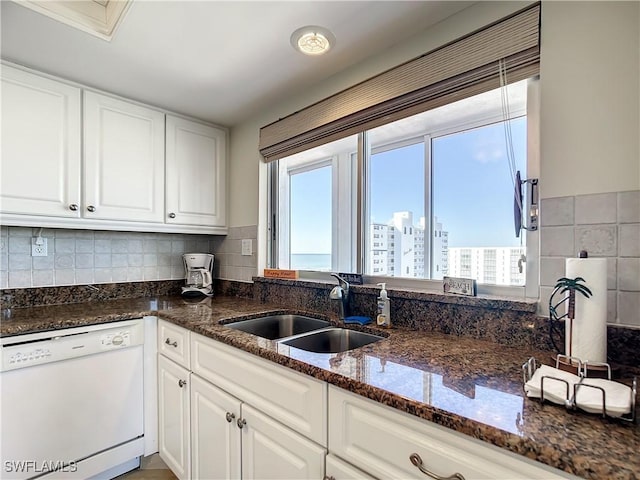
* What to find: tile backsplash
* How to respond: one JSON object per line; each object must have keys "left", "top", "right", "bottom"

{"left": 0, "top": 227, "right": 216, "bottom": 288}
{"left": 539, "top": 190, "right": 640, "bottom": 327}
{"left": 210, "top": 225, "right": 258, "bottom": 283}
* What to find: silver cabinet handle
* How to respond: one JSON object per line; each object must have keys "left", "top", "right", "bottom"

{"left": 69, "top": 204, "right": 78, "bottom": 211}
{"left": 178, "top": 379, "right": 187, "bottom": 388}
{"left": 409, "top": 453, "right": 465, "bottom": 480}
{"left": 165, "top": 338, "right": 178, "bottom": 347}
{"left": 87, "top": 205, "right": 96, "bottom": 212}
{"left": 225, "top": 412, "right": 236, "bottom": 423}
{"left": 168, "top": 212, "right": 176, "bottom": 219}
{"left": 237, "top": 418, "right": 246, "bottom": 429}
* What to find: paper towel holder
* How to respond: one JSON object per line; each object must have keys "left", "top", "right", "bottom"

{"left": 548, "top": 268, "right": 593, "bottom": 356}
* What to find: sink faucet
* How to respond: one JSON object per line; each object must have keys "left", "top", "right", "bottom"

{"left": 330, "top": 273, "right": 350, "bottom": 322}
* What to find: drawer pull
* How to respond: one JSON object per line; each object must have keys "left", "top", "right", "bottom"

{"left": 225, "top": 412, "right": 236, "bottom": 423}
{"left": 409, "top": 453, "right": 465, "bottom": 480}
{"left": 178, "top": 379, "right": 187, "bottom": 388}
{"left": 165, "top": 338, "right": 178, "bottom": 347}
{"left": 237, "top": 418, "right": 247, "bottom": 429}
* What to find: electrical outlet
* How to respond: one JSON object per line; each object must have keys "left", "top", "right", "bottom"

{"left": 31, "top": 237, "right": 48, "bottom": 257}
{"left": 241, "top": 239, "right": 252, "bottom": 256}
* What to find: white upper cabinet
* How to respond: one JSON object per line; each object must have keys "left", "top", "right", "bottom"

{"left": 0, "top": 65, "right": 81, "bottom": 218}
{"left": 166, "top": 115, "right": 227, "bottom": 227}
{"left": 83, "top": 91, "right": 165, "bottom": 223}
{"left": 0, "top": 63, "right": 227, "bottom": 234}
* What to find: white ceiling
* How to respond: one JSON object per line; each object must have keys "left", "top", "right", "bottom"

{"left": 1, "top": 1, "right": 474, "bottom": 127}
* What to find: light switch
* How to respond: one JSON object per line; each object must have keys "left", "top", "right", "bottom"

{"left": 241, "top": 239, "right": 252, "bottom": 256}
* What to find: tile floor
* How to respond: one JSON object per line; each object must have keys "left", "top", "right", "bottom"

{"left": 116, "top": 454, "right": 176, "bottom": 480}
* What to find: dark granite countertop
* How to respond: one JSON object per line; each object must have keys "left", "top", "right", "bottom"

{"left": 2, "top": 295, "right": 638, "bottom": 479}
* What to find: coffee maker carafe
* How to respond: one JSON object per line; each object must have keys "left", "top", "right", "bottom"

{"left": 181, "top": 253, "right": 214, "bottom": 297}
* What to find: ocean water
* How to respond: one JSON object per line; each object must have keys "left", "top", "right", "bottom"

{"left": 290, "top": 253, "right": 331, "bottom": 271}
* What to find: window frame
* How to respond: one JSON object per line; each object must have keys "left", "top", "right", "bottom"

{"left": 268, "top": 78, "right": 540, "bottom": 299}
{"left": 274, "top": 138, "right": 358, "bottom": 272}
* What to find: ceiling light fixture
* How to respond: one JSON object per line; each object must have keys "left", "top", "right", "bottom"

{"left": 290, "top": 26, "right": 335, "bottom": 56}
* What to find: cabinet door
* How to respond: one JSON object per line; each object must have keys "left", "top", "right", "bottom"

{"left": 166, "top": 115, "right": 226, "bottom": 227}
{"left": 325, "top": 454, "right": 377, "bottom": 480}
{"left": 191, "top": 374, "right": 241, "bottom": 480}
{"left": 191, "top": 333, "right": 327, "bottom": 446}
{"left": 241, "top": 404, "right": 326, "bottom": 480}
{"left": 0, "top": 65, "right": 81, "bottom": 217}
{"left": 83, "top": 91, "right": 165, "bottom": 223}
{"left": 158, "top": 355, "right": 190, "bottom": 480}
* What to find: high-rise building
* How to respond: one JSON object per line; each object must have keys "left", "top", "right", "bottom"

{"left": 369, "top": 211, "right": 447, "bottom": 279}
{"left": 447, "top": 246, "right": 525, "bottom": 286}
{"left": 369, "top": 211, "right": 524, "bottom": 285}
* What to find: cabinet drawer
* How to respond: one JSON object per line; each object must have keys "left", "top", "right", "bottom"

{"left": 191, "top": 333, "right": 327, "bottom": 446}
{"left": 158, "top": 320, "right": 190, "bottom": 368}
{"left": 329, "top": 386, "right": 577, "bottom": 480}
{"left": 326, "top": 454, "right": 376, "bottom": 480}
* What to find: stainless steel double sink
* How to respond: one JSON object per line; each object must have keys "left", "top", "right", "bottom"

{"left": 225, "top": 314, "right": 383, "bottom": 353}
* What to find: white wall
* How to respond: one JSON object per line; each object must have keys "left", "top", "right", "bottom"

{"left": 540, "top": 1, "right": 640, "bottom": 199}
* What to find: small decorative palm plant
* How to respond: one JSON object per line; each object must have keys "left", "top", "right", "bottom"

{"left": 548, "top": 276, "right": 593, "bottom": 356}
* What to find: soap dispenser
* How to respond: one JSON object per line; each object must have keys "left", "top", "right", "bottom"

{"left": 376, "top": 283, "right": 391, "bottom": 328}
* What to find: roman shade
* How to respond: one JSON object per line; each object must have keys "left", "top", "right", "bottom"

{"left": 259, "top": 3, "right": 540, "bottom": 162}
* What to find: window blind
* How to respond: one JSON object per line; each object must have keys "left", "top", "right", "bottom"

{"left": 259, "top": 3, "right": 540, "bottom": 162}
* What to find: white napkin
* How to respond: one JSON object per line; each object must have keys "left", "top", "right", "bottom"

{"left": 524, "top": 365, "right": 580, "bottom": 404}
{"left": 524, "top": 365, "right": 633, "bottom": 417}
{"left": 575, "top": 378, "right": 632, "bottom": 417}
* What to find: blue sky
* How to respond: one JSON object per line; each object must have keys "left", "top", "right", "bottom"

{"left": 290, "top": 117, "right": 526, "bottom": 254}
{"left": 290, "top": 166, "right": 332, "bottom": 254}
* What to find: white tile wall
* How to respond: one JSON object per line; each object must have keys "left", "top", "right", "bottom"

{"left": 0, "top": 227, "right": 217, "bottom": 288}
{"left": 539, "top": 190, "right": 640, "bottom": 326}
{"left": 210, "top": 225, "right": 258, "bottom": 283}
{"left": 574, "top": 193, "right": 617, "bottom": 224}
{"left": 618, "top": 191, "right": 640, "bottom": 223}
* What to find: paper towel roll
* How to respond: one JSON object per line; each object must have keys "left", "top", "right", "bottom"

{"left": 565, "top": 257, "right": 607, "bottom": 362}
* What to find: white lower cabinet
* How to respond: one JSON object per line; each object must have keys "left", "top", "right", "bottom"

{"left": 158, "top": 323, "right": 327, "bottom": 479}
{"left": 190, "top": 373, "right": 325, "bottom": 480}
{"left": 241, "top": 403, "right": 326, "bottom": 480}
{"left": 190, "top": 333, "right": 327, "bottom": 479}
{"left": 191, "top": 332, "right": 327, "bottom": 446}
{"left": 328, "top": 386, "right": 578, "bottom": 480}
{"left": 325, "top": 454, "right": 377, "bottom": 480}
{"left": 159, "top": 322, "right": 576, "bottom": 480}
{"left": 158, "top": 355, "right": 190, "bottom": 480}
{"left": 190, "top": 373, "right": 241, "bottom": 479}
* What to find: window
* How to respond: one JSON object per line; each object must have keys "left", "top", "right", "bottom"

{"left": 271, "top": 80, "right": 535, "bottom": 289}
{"left": 275, "top": 135, "right": 358, "bottom": 272}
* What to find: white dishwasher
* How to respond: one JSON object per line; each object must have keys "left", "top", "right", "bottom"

{"left": 0, "top": 319, "right": 145, "bottom": 480}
